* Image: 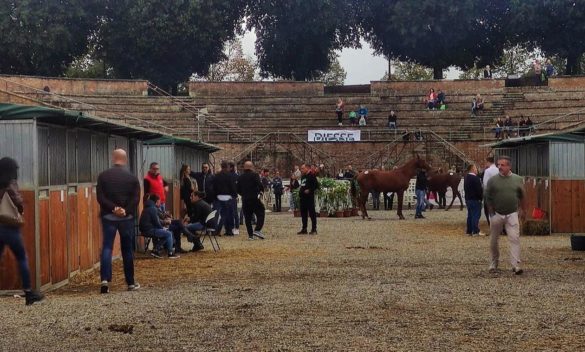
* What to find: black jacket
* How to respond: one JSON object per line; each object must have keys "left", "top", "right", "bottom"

{"left": 237, "top": 170, "right": 263, "bottom": 201}
{"left": 188, "top": 199, "right": 214, "bottom": 227}
{"left": 191, "top": 171, "right": 215, "bottom": 202}
{"left": 299, "top": 173, "right": 318, "bottom": 198}
{"left": 139, "top": 200, "right": 163, "bottom": 236}
{"left": 415, "top": 171, "right": 428, "bottom": 190}
{"left": 97, "top": 166, "right": 141, "bottom": 217}
{"left": 213, "top": 171, "right": 237, "bottom": 198}
{"left": 464, "top": 173, "right": 483, "bottom": 201}
{"left": 180, "top": 176, "right": 195, "bottom": 204}
{"left": 272, "top": 177, "right": 284, "bottom": 194}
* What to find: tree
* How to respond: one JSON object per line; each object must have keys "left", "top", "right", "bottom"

{"left": 0, "top": 0, "right": 99, "bottom": 76}
{"left": 196, "top": 39, "right": 257, "bottom": 82}
{"left": 317, "top": 56, "right": 347, "bottom": 86}
{"left": 97, "top": 0, "right": 247, "bottom": 92}
{"left": 382, "top": 60, "right": 433, "bottom": 81}
{"left": 246, "top": 0, "right": 360, "bottom": 81}
{"left": 361, "top": 0, "right": 510, "bottom": 79}
{"left": 510, "top": 0, "right": 585, "bottom": 75}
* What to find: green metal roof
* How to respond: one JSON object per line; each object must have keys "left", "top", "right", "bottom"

{"left": 0, "top": 103, "right": 220, "bottom": 152}
{"left": 143, "top": 136, "right": 221, "bottom": 152}
{"left": 482, "top": 129, "right": 585, "bottom": 148}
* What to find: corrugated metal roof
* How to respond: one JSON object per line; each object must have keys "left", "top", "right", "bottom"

{"left": 482, "top": 130, "right": 585, "bottom": 148}
{"left": 142, "top": 136, "right": 220, "bottom": 152}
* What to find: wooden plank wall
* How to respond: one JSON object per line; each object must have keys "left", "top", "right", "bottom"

{"left": 78, "top": 186, "right": 93, "bottom": 271}
{"left": 68, "top": 191, "right": 79, "bottom": 276}
{"left": 49, "top": 190, "right": 68, "bottom": 284}
{"left": 39, "top": 197, "right": 50, "bottom": 286}
{"left": 523, "top": 177, "right": 550, "bottom": 220}
{"left": 91, "top": 188, "right": 102, "bottom": 265}
{"left": 551, "top": 180, "right": 585, "bottom": 233}
{"left": 0, "top": 191, "right": 36, "bottom": 290}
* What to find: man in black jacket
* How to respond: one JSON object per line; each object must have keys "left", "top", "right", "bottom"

{"left": 415, "top": 169, "right": 428, "bottom": 219}
{"left": 464, "top": 164, "right": 484, "bottom": 236}
{"left": 298, "top": 164, "right": 319, "bottom": 235}
{"left": 139, "top": 194, "right": 178, "bottom": 258}
{"left": 96, "top": 149, "right": 141, "bottom": 293}
{"left": 184, "top": 191, "right": 211, "bottom": 251}
{"left": 272, "top": 170, "right": 284, "bottom": 212}
{"left": 191, "top": 163, "right": 215, "bottom": 204}
{"left": 237, "top": 161, "right": 265, "bottom": 240}
{"left": 213, "top": 161, "right": 237, "bottom": 236}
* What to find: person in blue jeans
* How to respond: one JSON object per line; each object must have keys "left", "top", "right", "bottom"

{"left": 464, "top": 164, "right": 484, "bottom": 236}
{"left": 139, "top": 194, "right": 179, "bottom": 259}
{"left": 229, "top": 162, "right": 240, "bottom": 235}
{"left": 415, "top": 169, "right": 428, "bottom": 219}
{"left": 213, "top": 161, "right": 237, "bottom": 236}
{"left": 184, "top": 191, "right": 213, "bottom": 251}
{"left": 0, "top": 157, "right": 44, "bottom": 305}
{"left": 96, "top": 149, "right": 142, "bottom": 293}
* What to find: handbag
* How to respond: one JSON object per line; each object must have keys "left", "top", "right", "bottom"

{"left": 0, "top": 191, "right": 24, "bottom": 227}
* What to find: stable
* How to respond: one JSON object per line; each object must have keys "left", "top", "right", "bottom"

{"left": 0, "top": 103, "right": 162, "bottom": 293}
{"left": 142, "top": 136, "right": 220, "bottom": 218}
{"left": 488, "top": 125, "right": 585, "bottom": 234}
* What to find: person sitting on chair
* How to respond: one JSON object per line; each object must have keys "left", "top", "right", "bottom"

{"left": 185, "top": 191, "right": 213, "bottom": 251}
{"left": 139, "top": 194, "right": 179, "bottom": 259}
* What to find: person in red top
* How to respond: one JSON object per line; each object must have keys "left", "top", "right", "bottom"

{"left": 144, "top": 162, "right": 169, "bottom": 212}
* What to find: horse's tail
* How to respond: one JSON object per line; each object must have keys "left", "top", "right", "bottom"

{"left": 350, "top": 174, "right": 360, "bottom": 203}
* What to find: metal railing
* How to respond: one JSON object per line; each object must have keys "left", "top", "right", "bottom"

{"left": 0, "top": 77, "right": 178, "bottom": 135}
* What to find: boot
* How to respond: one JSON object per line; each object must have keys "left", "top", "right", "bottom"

{"left": 25, "top": 290, "right": 45, "bottom": 305}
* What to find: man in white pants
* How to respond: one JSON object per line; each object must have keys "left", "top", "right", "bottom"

{"left": 484, "top": 156, "right": 526, "bottom": 275}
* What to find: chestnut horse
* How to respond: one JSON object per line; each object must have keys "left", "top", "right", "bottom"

{"left": 427, "top": 170, "right": 464, "bottom": 211}
{"left": 352, "top": 156, "right": 431, "bottom": 220}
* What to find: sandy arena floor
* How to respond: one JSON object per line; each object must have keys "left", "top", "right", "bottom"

{"left": 1, "top": 209, "right": 585, "bottom": 352}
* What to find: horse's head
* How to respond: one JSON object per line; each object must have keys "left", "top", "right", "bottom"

{"left": 413, "top": 155, "right": 431, "bottom": 171}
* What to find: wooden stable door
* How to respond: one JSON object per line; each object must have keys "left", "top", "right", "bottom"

{"left": 49, "top": 190, "right": 69, "bottom": 284}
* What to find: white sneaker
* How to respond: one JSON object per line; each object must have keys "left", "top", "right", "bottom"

{"left": 253, "top": 230, "right": 265, "bottom": 239}
{"left": 478, "top": 232, "right": 487, "bottom": 236}
{"left": 128, "top": 283, "right": 141, "bottom": 291}
{"left": 233, "top": 229, "right": 240, "bottom": 235}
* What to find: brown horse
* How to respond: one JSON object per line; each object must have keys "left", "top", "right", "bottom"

{"left": 352, "top": 156, "right": 431, "bottom": 220}
{"left": 427, "top": 170, "right": 464, "bottom": 211}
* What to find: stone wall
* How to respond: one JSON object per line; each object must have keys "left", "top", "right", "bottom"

{"left": 189, "top": 81, "right": 324, "bottom": 97}
{"left": 548, "top": 76, "right": 585, "bottom": 91}
{"left": 0, "top": 75, "right": 148, "bottom": 96}
{"left": 370, "top": 79, "right": 506, "bottom": 96}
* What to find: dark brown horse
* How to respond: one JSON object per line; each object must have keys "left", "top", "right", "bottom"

{"left": 352, "top": 156, "right": 431, "bottom": 220}
{"left": 427, "top": 170, "right": 464, "bottom": 211}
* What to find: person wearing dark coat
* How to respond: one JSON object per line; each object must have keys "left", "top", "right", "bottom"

{"left": 237, "top": 161, "right": 266, "bottom": 240}
{"left": 272, "top": 170, "right": 284, "bottom": 212}
{"left": 213, "top": 161, "right": 237, "bottom": 236}
{"left": 464, "top": 164, "right": 484, "bottom": 236}
{"left": 415, "top": 169, "right": 428, "bottom": 219}
{"left": 298, "top": 164, "right": 319, "bottom": 234}
{"left": 139, "top": 195, "right": 177, "bottom": 258}
{"left": 190, "top": 163, "right": 215, "bottom": 204}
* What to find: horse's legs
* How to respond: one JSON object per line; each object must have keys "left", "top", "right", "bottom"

{"left": 446, "top": 188, "right": 457, "bottom": 211}
{"left": 359, "top": 188, "right": 370, "bottom": 219}
{"left": 457, "top": 190, "right": 464, "bottom": 211}
{"left": 397, "top": 191, "right": 405, "bottom": 220}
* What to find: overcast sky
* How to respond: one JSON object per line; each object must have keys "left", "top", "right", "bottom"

{"left": 240, "top": 30, "right": 390, "bottom": 85}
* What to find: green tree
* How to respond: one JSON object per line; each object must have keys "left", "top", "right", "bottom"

{"left": 317, "top": 56, "right": 347, "bottom": 86}
{"left": 510, "top": 0, "right": 585, "bottom": 75}
{"left": 382, "top": 60, "right": 433, "bottom": 81}
{"left": 361, "top": 0, "right": 510, "bottom": 79}
{"left": 98, "top": 0, "right": 246, "bottom": 92}
{"left": 246, "top": 0, "right": 360, "bottom": 81}
{"left": 199, "top": 39, "right": 257, "bottom": 82}
{"left": 0, "top": 0, "right": 99, "bottom": 76}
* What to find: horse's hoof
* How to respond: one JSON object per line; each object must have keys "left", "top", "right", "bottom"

{"left": 367, "top": 217, "right": 372, "bottom": 220}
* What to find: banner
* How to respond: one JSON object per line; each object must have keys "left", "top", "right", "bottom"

{"left": 307, "top": 130, "right": 361, "bottom": 142}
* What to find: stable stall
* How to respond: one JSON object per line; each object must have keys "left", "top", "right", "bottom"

{"left": 489, "top": 127, "right": 585, "bottom": 234}
{"left": 0, "top": 103, "right": 161, "bottom": 293}
{"left": 142, "top": 137, "right": 220, "bottom": 218}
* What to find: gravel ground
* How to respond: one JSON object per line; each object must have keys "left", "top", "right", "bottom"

{"left": 2, "top": 209, "right": 585, "bottom": 352}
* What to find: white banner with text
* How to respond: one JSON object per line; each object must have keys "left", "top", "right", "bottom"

{"left": 307, "top": 130, "right": 361, "bottom": 142}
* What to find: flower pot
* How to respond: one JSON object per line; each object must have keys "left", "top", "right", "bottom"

{"left": 343, "top": 210, "right": 351, "bottom": 217}
{"left": 293, "top": 210, "right": 301, "bottom": 217}
{"left": 335, "top": 210, "right": 344, "bottom": 218}
{"left": 320, "top": 210, "right": 329, "bottom": 218}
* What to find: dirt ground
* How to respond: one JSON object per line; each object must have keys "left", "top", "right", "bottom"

{"left": 2, "top": 209, "right": 585, "bottom": 352}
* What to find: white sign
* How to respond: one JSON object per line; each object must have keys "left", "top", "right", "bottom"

{"left": 308, "top": 130, "right": 361, "bottom": 142}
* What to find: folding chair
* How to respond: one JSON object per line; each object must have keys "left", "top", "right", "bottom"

{"left": 200, "top": 210, "right": 220, "bottom": 252}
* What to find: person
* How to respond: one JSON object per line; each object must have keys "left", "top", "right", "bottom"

{"left": 139, "top": 194, "right": 179, "bottom": 259}
{"left": 471, "top": 97, "right": 478, "bottom": 117}
{"left": 388, "top": 111, "right": 397, "bottom": 129}
{"left": 464, "top": 164, "right": 484, "bottom": 236}
{"left": 371, "top": 190, "right": 380, "bottom": 210}
{"left": 228, "top": 162, "right": 241, "bottom": 235}
{"left": 503, "top": 115, "right": 513, "bottom": 138}
{"left": 237, "top": 161, "right": 266, "bottom": 240}
{"left": 383, "top": 192, "right": 394, "bottom": 210}
{"left": 184, "top": 191, "right": 211, "bottom": 251}
{"left": 343, "top": 165, "right": 355, "bottom": 180}
{"left": 484, "top": 65, "right": 493, "bottom": 79}
{"left": 358, "top": 115, "right": 367, "bottom": 127}
{"left": 191, "top": 163, "right": 215, "bottom": 205}
{"left": 358, "top": 104, "right": 368, "bottom": 122}
{"left": 494, "top": 118, "right": 503, "bottom": 139}
{"left": 437, "top": 90, "right": 446, "bottom": 107}
{"left": 297, "top": 164, "right": 319, "bottom": 234}
{"left": 272, "top": 170, "right": 284, "bottom": 212}
{"left": 482, "top": 157, "right": 499, "bottom": 227}
{"left": 484, "top": 156, "right": 526, "bottom": 275}
{"left": 545, "top": 59, "right": 554, "bottom": 78}
{"left": 518, "top": 116, "right": 527, "bottom": 137}
{"left": 288, "top": 174, "right": 300, "bottom": 211}
{"left": 96, "top": 149, "right": 141, "bottom": 293}
{"left": 426, "top": 88, "right": 437, "bottom": 110}
{"left": 293, "top": 165, "right": 301, "bottom": 180}
{"left": 348, "top": 110, "right": 357, "bottom": 126}
{"left": 415, "top": 168, "right": 428, "bottom": 219}
{"left": 144, "top": 162, "right": 169, "bottom": 212}
{"left": 213, "top": 161, "right": 237, "bottom": 236}
{"left": 0, "top": 157, "right": 45, "bottom": 305}
{"left": 534, "top": 60, "right": 543, "bottom": 85}
{"left": 335, "top": 98, "right": 344, "bottom": 126}
{"left": 180, "top": 164, "right": 197, "bottom": 215}
{"left": 526, "top": 116, "right": 534, "bottom": 135}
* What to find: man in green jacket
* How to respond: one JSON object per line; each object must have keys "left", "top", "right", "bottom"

{"left": 484, "top": 156, "right": 526, "bottom": 275}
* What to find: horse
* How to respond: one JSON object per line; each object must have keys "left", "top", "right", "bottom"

{"left": 352, "top": 156, "right": 431, "bottom": 220}
{"left": 427, "top": 170, "right": 464, "bottom": 211}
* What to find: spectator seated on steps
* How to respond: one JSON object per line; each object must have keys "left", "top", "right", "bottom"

{"left": 358, "top": 104, "right": 368, "bottom": 121}
{"left": 437, "top": 90, "right": 446, "bottom": 106}
{"left": 494, "top": 117, "right": 503, "bottom": 139}
{"left": 139, "top": 194, "right": 179, "bottom": 259}
{"left": 348, "top": 110, "right": 357, "bottom": 126}
{"left": 424, "top": 88, "right": 438, "bottom": 110}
